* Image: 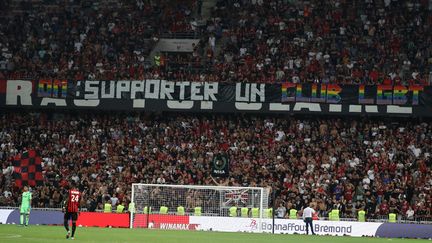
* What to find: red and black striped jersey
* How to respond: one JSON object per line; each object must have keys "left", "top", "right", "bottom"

{"left": 66, "top": 189, "right": 81, "bottom": 213}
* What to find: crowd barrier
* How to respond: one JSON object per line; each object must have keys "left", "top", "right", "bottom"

{"left": 77, "top": 212, "right": 129, "bottom": 228}
{"left": 0, "top": 209, "right": 431, "bottom": 239}
{"left": 0, "top": 209, "right": 129, "bottom": 227}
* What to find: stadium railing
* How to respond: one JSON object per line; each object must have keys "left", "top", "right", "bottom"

{"left": 160, "top": 32, "right": 200, "bottom": 39}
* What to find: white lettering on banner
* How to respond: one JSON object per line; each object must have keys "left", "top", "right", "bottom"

{"left": 145, "top": 80, "right": 160, "bottom": 99}
{"left": 212, "top": 169, "right": 226, "bottom": 175}
{"left": 188, "top": 217, "right": 383, "bottom": 237}
{"left": 6, "top": 80, "right": 32, "bottom": 105}
{"left": 133, "top": 99, "right": 145, "bottom": 108}
{"left": 160, "top": 80, "right": 175, "bottom": 100}
{"left": 79, "top": 80, "right": 221, "bottom": 101}
{"left": 40, "top": 98, "right": 67, "bottom": 106}
{"left": 81, "top": 80, "right": 219, "bottom": 101}
{"left": 250, "top": 84, "right": 265, "bottom": 102}
{"left": 167, "top": 101, "right": 194, "bottom": 109}
{"left": 269, "top": 103, "right": 290, "bottom": 111}
{"left": 387, "top": 105, "right": 412, "bottom": 114}
{"left": 1, "top": 80, "right": 419, "bottom": 115}
{"left": 236, "top": 83, "right": 249, "bottom": 102}
{"left": 349, "top": 105, "right": 362, "bottom": 113}
{"left": 159, "top": 223, "right": 190, "bottom": 230}
{"left": 191, "top": 83, "right": 203, "bottom": 100}
{"left": 130, "top": 81, "right": 145, "bottom": 99}
{"left": 101, "top": 81, "right": 115, "bottom": 98}
{"left": 293, "top": 102, "right": 322, "bottom": 112}
{"left": 177, "top": 82, "right": 190, "bottom": 100}
{"left": 84, "top": 81, "right": 99, "bottom": 99}
{"left": 329, "top": 104, "right": 342, "bottom": 112}
{"left": 204, "top": 82, "right": 218, "bottom": 101}
{"left": 116, "top": 81, "right": 130, "bottom": 99}
{"left": 365, "top": 105, "right": 378, "bottom": 113}
{"left": 235, "top": 102, "right": 262, "bottom": 110}
{"left": 235, "top": 83, "right": 265, "bottom": 102}
{"left": 73, "top": 99, "right": 100, "bottom": 107}
{"left": 158, "top": 223, "right": 200, "bottom": 230}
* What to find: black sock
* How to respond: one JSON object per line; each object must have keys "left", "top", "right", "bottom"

{"left": 64, "top": 220, "right": 69, "bottom": 231}
{"left": 72, "top": 222, "right": 76, "bottom": 237}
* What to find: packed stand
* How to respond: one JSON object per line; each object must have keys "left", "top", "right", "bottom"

{"left": 0, "top": 0, "right": 201, "bottom": 81}
{"left": 0, "top": 112, "right": 430, "bottom": 221}
{"left": 206, "top": 0, "right": 432, "bottom": 84}
{"left": 2, "top": 0, "right": 432, "bottom": 84}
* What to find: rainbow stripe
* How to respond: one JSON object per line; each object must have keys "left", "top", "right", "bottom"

{"left": 326, "top": 84, "right": 342, "bottom": 103}
{"left": 358, "top": 85, "right": 374, "bottom": 104}
{"left": 393, "top": 85, "right": 408, "bottom": 105}
{"left": 38, "top": 80, "right": 52, "bottom": 97}
{"left": 281, "top": 83, "right": 296, "bottom": 102}
{"left": 310, "top": 84, "right": 326, "bottom": 103}
{"left": 296, "top": 84, "right": 310, "bottom": 102}
{"left": 376, "top": 85, "right": 393, "bottom": 105}
{"left": 53, "top": 80, "right": 68, "bottom": 98}
{"left": 409, "top": 85, "right": 423, "bottom": 105}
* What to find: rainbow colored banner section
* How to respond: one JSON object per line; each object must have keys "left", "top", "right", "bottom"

{"left": 38, "top": 79, "right": 68, "bottom": 98}
{"left": 281, "top": 83, "right": 423, "bottom": 105}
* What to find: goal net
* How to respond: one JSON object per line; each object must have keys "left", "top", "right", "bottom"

{"left": 130, "top": 184, "right": 270, "bottom": 232}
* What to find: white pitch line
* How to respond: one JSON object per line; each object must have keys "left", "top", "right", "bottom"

{"left": 0, "top": 233, "right": 22, "bottom": 238}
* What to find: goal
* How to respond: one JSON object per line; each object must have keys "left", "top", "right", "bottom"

{"left": 130, "top": 184, "right": 270, "bottom": 232}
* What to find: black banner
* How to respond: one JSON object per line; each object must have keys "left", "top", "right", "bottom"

{"left": 211, "top": 153, "right": 229, "bottom": 178}
{"left": 1, "top": 79, "right": 432, "bottom": 117}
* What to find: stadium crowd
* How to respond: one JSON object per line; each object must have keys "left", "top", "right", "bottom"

{"left": 1, "top": 0, "right": 431, "bottom": 84}
{"left": 0, "top": 112, "right": 430, "bottom": 220}
{"left": 0, "top": 0, "right": 202, "bottom": 81}
{"left": 207, "top": 0, "right": 432, "bottom": 84}
{"left": 0, "top": 0, "right": 431, "bottom": 223}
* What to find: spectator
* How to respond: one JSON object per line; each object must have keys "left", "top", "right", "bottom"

{"left": 406, "top": 206, "right": 415, "bottom": 220}
{"left": 276, "top": 203, "right": 287, "bottom": 219}
{"left": 1, "top": 1, "right": 431, "bottom": 84}
{"left": 0, "top": 112, "right": 429, "bottom": 221}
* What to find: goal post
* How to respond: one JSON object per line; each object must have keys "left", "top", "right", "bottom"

{"left": 130, "top": 183, "right": 270, "bottom": 232}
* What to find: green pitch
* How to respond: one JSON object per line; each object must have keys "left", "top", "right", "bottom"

{"left": 0, "top": 225, "right": 428, "bottom": 243}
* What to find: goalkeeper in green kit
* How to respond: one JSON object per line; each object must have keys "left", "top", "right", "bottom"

{"left": 20, "top": 186, "right": 32, "bottom": 226}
